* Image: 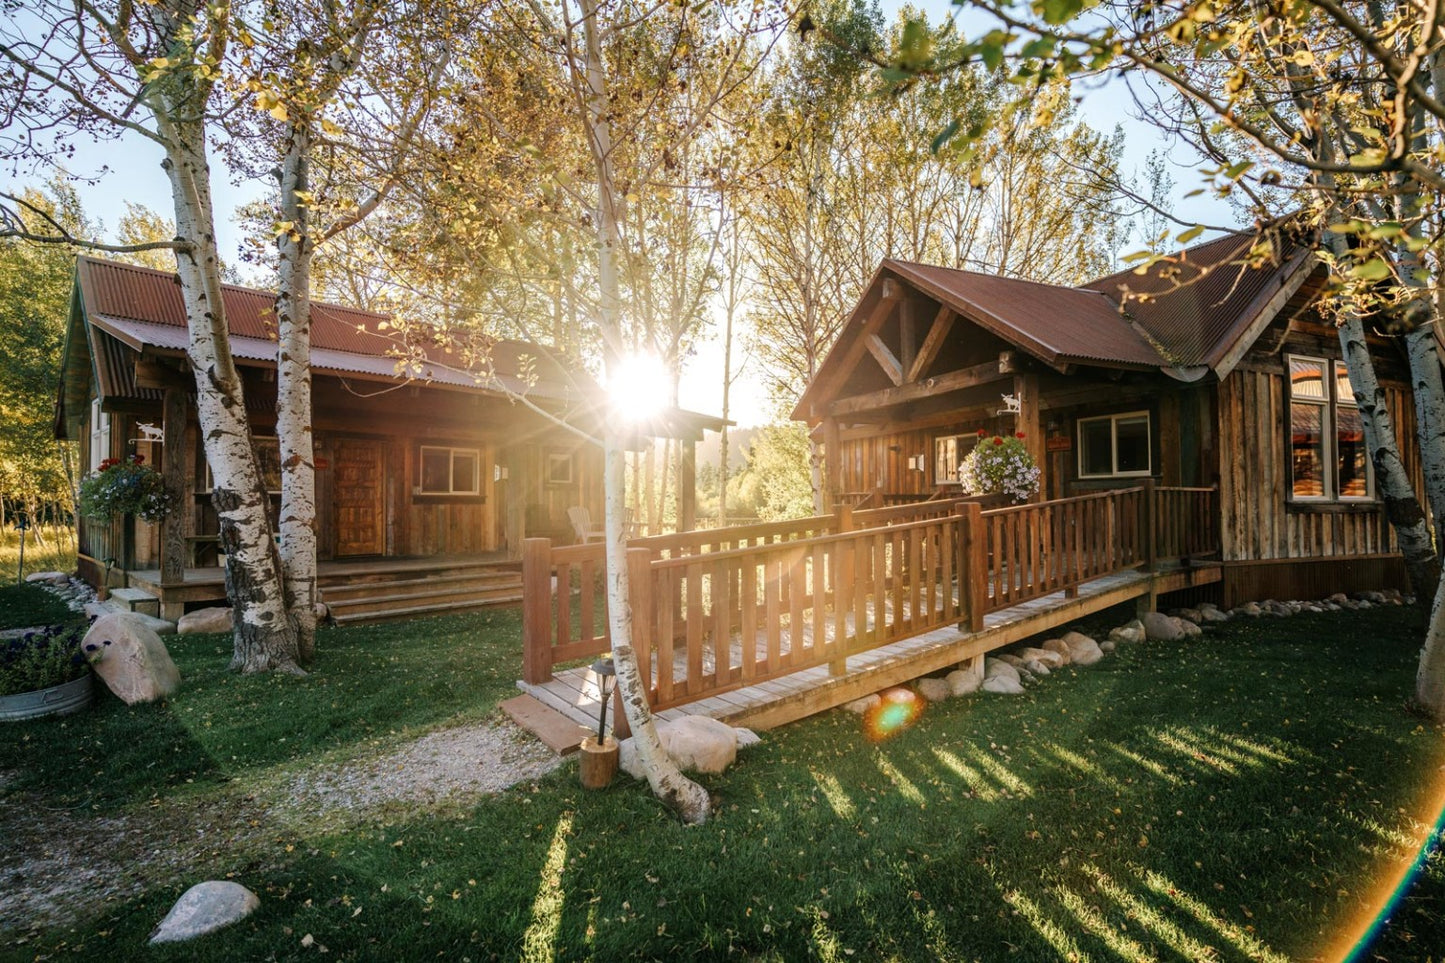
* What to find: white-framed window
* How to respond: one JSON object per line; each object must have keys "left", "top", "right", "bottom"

{"left": 1288, "top": 355, "right": 1371, "bottom": 501}
{"left": 1077, "top": 411, "right": 1152, "bottom": 478}
{"left": 420, "top": 445, "right": 480, "bottom": 495}
{"left": 88, "top": 397, "right": 111, "bottom": 472}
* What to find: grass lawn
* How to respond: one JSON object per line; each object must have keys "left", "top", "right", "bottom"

{"left": 3, "top": 596, "right": 1444, "bottom": 962}
{"left": 0, "top": 582, "right": 80, "bottom": 630}
{"left": 0, "top": 526, "right": 76, "bottom": 587}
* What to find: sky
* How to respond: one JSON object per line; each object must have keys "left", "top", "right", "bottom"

{"left": 25, "top": 0, "right": 1239, "bottom": 430}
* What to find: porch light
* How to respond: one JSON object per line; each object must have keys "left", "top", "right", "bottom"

{"left": 607, "top": 353, "right": 670, "bottom": 423}
{"left": 590, "top": 656, "right": 617, "bottom": 742}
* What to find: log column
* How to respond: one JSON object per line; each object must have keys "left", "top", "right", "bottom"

{"left": 1014, "top": 373, "right": 1042, "bottom": 502}
{"left": 158, "top": 386, "right": 188, "bottom": 606}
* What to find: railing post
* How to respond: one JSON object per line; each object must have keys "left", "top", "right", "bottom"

{"left": 830, "top": 505, "right": 854, "bottom": 675}
{"left": 1142, "top": 479, "right": 1158, "bottom": 573}
{"left": 627, "top": 546, "right": 655, "bottom": 706}
{"left": 522, "top": 537, "right": 554, "bottom": 684}
{"left": 959, "top": 502, "right": 986, "bottom": 633}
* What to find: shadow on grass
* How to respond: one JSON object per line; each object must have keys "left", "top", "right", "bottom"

{"left": 7, "top": 605, "right": 1445, "bottom": 962}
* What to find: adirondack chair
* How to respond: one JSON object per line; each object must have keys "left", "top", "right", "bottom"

{"left": 568, "top": 506, "right": 605, "bottom": 544}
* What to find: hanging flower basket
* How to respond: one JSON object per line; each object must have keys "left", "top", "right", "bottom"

{"left": 78, "top": 455, "right": 176, "bottom": 523}
{"left": 958, "top": 433, "right": 1041, "bottom": 503}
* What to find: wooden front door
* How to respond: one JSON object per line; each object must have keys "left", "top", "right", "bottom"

{"left": 334, "top": 438, "right": 385, "bottom": 557}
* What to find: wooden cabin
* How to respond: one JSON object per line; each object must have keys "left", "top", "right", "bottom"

{"left": 54, "top": 256, "right": 721, "bottom": 620}
{"left": 792, "top": 232, "right": 1423, "bottom": 605}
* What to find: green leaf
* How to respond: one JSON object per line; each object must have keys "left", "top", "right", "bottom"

{"left": 879, "top": 67, "right": 913, "bottom": 83}
{"left": 1040, "top": 0, "right": 1084, "bottom": 25}
{"left": 1365, "top": 222, "right": 1404, "bottom": 239}
{"left": 1176, "top": 225, "right": 1205, "bottom": 244}
{"left": 1223, "top": 160, "right": 1254, "bottom": 180}
{"left": 1351, "top": 258, "right": 1392, "bottom": 282}
{"left": 931, "top": 120, "right": 961, "bottom": 155}
{"left": 980, "top": 42, "right": 1004, "bottom": 72}
{"left": 1020, "top": 37, "right": 1056, "bottom": 58}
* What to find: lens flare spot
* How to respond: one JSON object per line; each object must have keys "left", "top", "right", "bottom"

{"left": 864, "top": 688, "right": 924, "bottom": 741}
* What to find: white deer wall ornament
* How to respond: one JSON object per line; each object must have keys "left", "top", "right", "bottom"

{"left": 136, "top": 422, "right": 165, "bottom": 444}
{"left": 998, "top": 393, "right": 1022, "bottom": 416}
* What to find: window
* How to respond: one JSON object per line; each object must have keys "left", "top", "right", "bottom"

{"left": 1077, "top": 411, "right": 1151, "bottom": 477}
{"left": 1289, "top": 355, "right": 1371, "bottom": 500}
{"left": 545, "top": 451, "right": 574, "bottom": 486}
{"left": 420, "top": 446, "right": 479, "bottom": 495}
{"left": 88, "top": 397, "right": 111, "bottom": 472}
{"left": 200, "top": 436, "right": 282, "bottom": 494}
{"left": 934, "top": 434, "right": 968, "bottom": 485}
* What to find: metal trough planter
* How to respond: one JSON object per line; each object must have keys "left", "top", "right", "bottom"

{"left": 0, "top": 672, "right": 94, "bottom": 722}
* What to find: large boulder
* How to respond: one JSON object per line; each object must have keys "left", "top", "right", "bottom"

{"left": 916, "top": 677, "right": 952, "bottom": 702}
{"left": 1197, "top": 604, "right": 1230, "bottom": 623}
{"left": 25, "top": 571, "right": 70, "bottom": 586}
{"left": 984, "top": 657, "right": 1020, "bottom": 684}
{"left": 618, "top": 716, "right": 741, "bottom": 779}
{"left": 1177, "top": 618, "right": 1203, "bottom": 638}
{"left": 177, "top": 607, "right": 232, "bottom": 635}
{"left": 996, "top": 653, "right": 1034, "bottom": 679}
{"left": 1061, "top": 631, "right": 1104, "bottom": 666}
{"left": 1141, "top": 611, "right": 1184, "bottom": 642}
{"left": 150, "top": 881, "right": 259, "bottom": 944}
{"left": 945, "top": 663, "right": 983, "bottom": 696}
{"left": 82, "top": 613, "right": 180, "bottom": 704}
{"left": 982, "top": 675, "right": 1025, "bottom": 695}
{"left": 1022, "top": 659, "right": 1051, "bottom": 677}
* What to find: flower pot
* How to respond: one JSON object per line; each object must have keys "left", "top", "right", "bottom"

{"left": 0, "top": 672, "right": 94, "bottom": 722}
{"left": 578, "top": 735, "right": 620, "bottom": 789}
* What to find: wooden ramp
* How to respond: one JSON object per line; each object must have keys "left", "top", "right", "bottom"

{"left": 514, "top": 563, "right": 1219, "bottom": 742}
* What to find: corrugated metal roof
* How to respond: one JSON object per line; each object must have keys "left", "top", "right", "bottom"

{"left": 75, "top": 256, "right": 589, "bottom": 402}
{"left": 885, "top": 260, "right": 1167, "bottom": 369}
{"left": 1084, "top": 232, "right": 1311, "bottom": 368}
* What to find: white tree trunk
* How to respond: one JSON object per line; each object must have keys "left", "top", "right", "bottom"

{"left": 276, "top": 124, "right": 320, "bottom": 664}
{"left": 578, "top": 0, "right": 708, "bottom": 823}
{"left": 158, "top": 115, "right": 301, "bottom": 674}
{"left": 808, "top": 436, "right": 826, "bottom": 515}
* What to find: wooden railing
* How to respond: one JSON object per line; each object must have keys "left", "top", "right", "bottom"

{"left": 521, "top": 485, "right": 1220, "bottom": 697}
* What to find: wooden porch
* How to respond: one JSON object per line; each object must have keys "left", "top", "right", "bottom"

{"left": 513, "top": 484, "right": 1221, "bottom": 743}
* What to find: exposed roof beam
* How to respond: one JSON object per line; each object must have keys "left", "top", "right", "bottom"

{"left": 827, "top": 358, "right": 1009, "bottom": 418}
{"left": 803, "top": 281, "right": 904, "bottom": 419}
{"left": 907, "top": 305, "right": 956, "bottom": 383}
{"left": 865, "top": 334, "right": 904, "bottom": 386}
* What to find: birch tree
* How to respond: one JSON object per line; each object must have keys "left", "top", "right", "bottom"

{"left": 1, "top": 1, "right": 302, "bottom": 673}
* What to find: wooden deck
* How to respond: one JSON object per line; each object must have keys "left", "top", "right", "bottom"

{"left": 516, "top": 561, "right": 1220, "bottom": 743}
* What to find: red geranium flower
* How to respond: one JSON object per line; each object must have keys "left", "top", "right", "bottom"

{"left": 976, "top": 428, "right": 987, "bottom": 437}
{"left": 133, "top": 454, "right": 144, "bottom": 464}
{"left": 993, "top": 436, "right": 1004, "bottom": 445}
{"left": 1015, "top": 431, "right": 1026, "bottom": 439}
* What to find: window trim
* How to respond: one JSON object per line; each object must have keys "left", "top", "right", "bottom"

{"left": 419, "top": 445, "right": 481, "bottom": 496}
{"left": 1286, "top": 354, "right": 1374, "bottom": 503}
{"left": 88, "top": 397, "right": 111, "bottom": 473}
{"left": 1076, "top": 410, "right": 1152, "bottom": 478}
{"left": 933, "top": 433, "right": 971, "bottom": 486}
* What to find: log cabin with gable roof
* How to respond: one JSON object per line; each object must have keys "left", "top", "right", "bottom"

{"left": 794, "top": 230, "right": 1425, "bottom": 605}
{"left": 54, "top": 256, "right": 723, "bottom": 622}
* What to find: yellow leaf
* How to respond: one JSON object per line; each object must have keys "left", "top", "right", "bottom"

{"left": 147, "top": 57, "right": 171, "bottom": 70}
{"left": 269, "top": 103, "right": 289, "bottom": 122}
{"left": 1292, "top": 49, "right": 1315, "bottom": 66}
{"left": 321, "top": 118, "right": 342, "bottom": 137}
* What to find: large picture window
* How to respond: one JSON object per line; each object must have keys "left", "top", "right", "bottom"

{"left": 1289, "top": 356, "right": 1370, "bottom": 500}
{"left": 420, "top": 446, "right": 480, "bottom": 495}
{"left": 1077, "top": 411, "right": 1151, "bottom": 477}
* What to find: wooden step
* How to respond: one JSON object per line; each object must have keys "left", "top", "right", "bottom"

{"left": 320, "top": 571, "right": 519, "bottom": 602}
{"left": 326, "top": 583, "right": 524, "bottom": 617}
{"left": 329, "top": 594, "right": 524, "bottom": 626}
{"left": 501, "top": 694, "right": 590, "bottom": 754}
{"left": 317, "top": 561, "right": 519, "bottom": 589}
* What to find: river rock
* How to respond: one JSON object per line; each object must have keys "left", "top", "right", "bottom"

{"left": 1017, "top": 646, "right": 1065, "bottom": 668}
{"left": 25, "top": 571, "right": 70, "bottom": 586}
{"left": 917, "top": 677, "right": 952, "bottom": 702}
{"left": 1062, "top": 631, "right": 1104, "bottom": 666}
{"left": 1022, "top": 659, "right": 1050, "bottom": 677}
{"left": 982, "top": 675, "right": 1025, "bottom": 695}
{"left": 1141, "top": 611, "right": 1184, "bottom": 641}
{"left": 177, "top": 607, "right": 232, "bottom": 635}
{"left": 1233, "top": 601, "right": 1263, "bottom": 617}
{"left": 1040, "top": 638, "right": 1073, "bottom": 664}
{"left": 844, "top": 693, "right": 882, "bottom": 714}
{"left": 1173, "top": 607, "right": 1204, "bottom": 624}
{"left": 1264, "top": 600, "right": 1294, "bottom": 617}
{"left": 1197, "top": 604, "right": 1230, "bottom": 623}
{"left": 1109, "top": 620, "right": 1146, "bottom": 644}
{"left": 984, "top": 657, "right": 1020, "bottom": 684}
{"left": 946, "top": 663, "right": 983, "bottom": 696}
{"left": 82, "top": 614, "right": 180, "bottom": 704}
{"left": 1099, "top": 638, "right": 1116, "bottom": 654}
{"left": 149, "top": 881, "right": 259, "bottom": 944}
{"left": 1177, "top": 618, "right": 1203, "bottom": 638}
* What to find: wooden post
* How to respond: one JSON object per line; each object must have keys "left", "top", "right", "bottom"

{"left": 822, "top": 417, "right": 841, "bottom": 512}
{"left": 627, "top": 546, "right": 655, "bottom": 707}
{"left": 678, "top": 439, "right": 697, "bottom": 533}
{"left": 158, "top": 386, "right": 187, "bottom": 588}
{"left": 1142, "top": 478, "right": 1158, "bottom": 573}
{"left": 959, "top": 502, "right": 986, "bottom": 633}
{"left": 1014, "top": 373, "right": 1042, "bottom": 502}
{"left": 830, "top": 504, "right": 854, "bottom": 676}
{"left": 522, "top": 537, "right": 554, "bottom": 684}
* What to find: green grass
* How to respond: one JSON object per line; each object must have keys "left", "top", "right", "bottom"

{"left": 4, "top": 603, "right": 1444, "bottom": 962}
{"left": 0, "top": 606, "right": 526, "bottom": 808}
{"left": 0, "top": 582, "right": 80, "bottom": 630}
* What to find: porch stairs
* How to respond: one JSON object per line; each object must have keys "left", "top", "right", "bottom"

{"left": 319, "top": 559, "right": 523, "bottom": 625}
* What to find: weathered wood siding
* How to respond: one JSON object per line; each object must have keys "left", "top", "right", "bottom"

{"left": 1216, "top": 364, "right": 1418, "bottom": 562}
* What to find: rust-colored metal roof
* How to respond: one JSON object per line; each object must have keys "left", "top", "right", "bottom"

{"left": 1084, "top": 232, "right": 1313, "bottom": 369}
{"left": 884, "top": 260, "right": 1166, "bottom": 369}
{"left": 74, "top": 256, "right": 589, "bottom": 402}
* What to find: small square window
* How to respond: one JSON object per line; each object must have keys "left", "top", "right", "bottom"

{"left": 1077, "top": 412, "right": 1151, "bottom": 477}
{"left": 419, "top": 446, "right": 481, "bottom": 495}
